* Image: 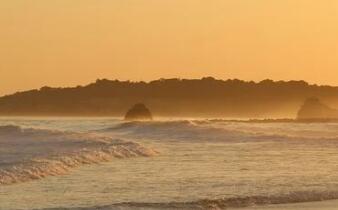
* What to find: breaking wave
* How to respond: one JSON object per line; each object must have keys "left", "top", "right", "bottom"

{"left": 102, "top": 120, "right": 338, "bottom": 142}
{"left": 38, "top": 190, "right": 338, "bottom": 209}
{"left": 0, "top": 125, "right": 157, "bottom": 185}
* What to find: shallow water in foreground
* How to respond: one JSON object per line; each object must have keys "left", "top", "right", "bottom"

{"left": 1, "top": 118, "right": 338, "bottom": 209}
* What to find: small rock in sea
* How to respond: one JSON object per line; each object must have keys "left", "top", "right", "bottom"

{"left": 297, "top": 97, "right": 338, "bottom": 120}
{"left": 124, "top": 103, "right": 153, "bottom": 121}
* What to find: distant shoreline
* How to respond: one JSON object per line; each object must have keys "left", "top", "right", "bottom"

{"left": 2, "top": 78, "right": 338, "bottom": 118}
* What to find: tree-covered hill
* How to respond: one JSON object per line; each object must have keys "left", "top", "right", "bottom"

{"left": 1, "top": 77, "right": 338, "bottom": 118}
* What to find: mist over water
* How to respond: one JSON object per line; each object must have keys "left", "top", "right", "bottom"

{"left": 1, "top": 118, "right": 338, "bottom": 209}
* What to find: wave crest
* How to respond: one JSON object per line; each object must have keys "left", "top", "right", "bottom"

{"left": 0, "top": 125, "right": 157, "bottom": 185}
{"left": 103, "top": 120, "right": 338, "bottom": 143}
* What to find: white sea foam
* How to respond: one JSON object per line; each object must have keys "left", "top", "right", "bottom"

{"left": 0, "top": 125, "right": 157, "bottom": 185}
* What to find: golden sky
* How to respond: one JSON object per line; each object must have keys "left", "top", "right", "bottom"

{"left": 1, "top": 0, "right": 338, "bottom": 95}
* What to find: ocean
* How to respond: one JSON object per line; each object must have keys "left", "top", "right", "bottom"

{"left": 1, "top": 117, "right": 338, "bottom": 210}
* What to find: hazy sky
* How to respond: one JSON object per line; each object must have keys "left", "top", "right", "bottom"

{"left": 1, "top": 0, "right": 338, "bottom": 95}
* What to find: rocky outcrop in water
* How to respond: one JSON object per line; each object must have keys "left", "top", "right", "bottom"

{"left": 297, "top": 97, "right": 338, "bottom": 120}
{"left": 125, "top": 103, "right": 153, "bottom": 121}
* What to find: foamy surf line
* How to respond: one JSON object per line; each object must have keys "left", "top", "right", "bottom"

{"left": 36, "top": 191, "right": 338, "bottom": 210}
{"left": 0, "top": 125, "right": 157, "bottom": 185}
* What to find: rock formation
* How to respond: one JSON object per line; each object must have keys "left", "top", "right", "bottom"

{"left": 124, "top": 103, "right": 153, "bottom": 121}
{"left": 297, "top": 97, "right": 338, "bottom": 120}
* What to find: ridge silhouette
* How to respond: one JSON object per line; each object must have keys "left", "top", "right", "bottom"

{"left": 1, "top": 77, "right": 338, "bottom": 118}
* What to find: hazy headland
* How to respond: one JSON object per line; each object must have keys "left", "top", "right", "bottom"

{"left": 1, "top": 77, "right": 338, "bottom": 118}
